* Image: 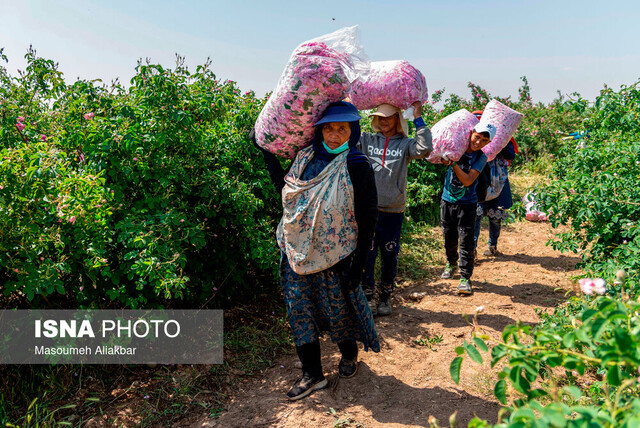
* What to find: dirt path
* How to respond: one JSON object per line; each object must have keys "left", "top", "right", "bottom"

{"left": 197, "top": 221, "right": 579, "bottom": 428}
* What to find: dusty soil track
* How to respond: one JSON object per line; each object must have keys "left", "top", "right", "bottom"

{"left": 199, "top": 221, "right": 579, "bottom": 428}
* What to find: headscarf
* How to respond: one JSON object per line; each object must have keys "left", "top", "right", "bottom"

{"left": 311, "top": 121, "right": 369, "bottom": 165}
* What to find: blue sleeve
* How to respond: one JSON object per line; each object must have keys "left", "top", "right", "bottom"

{"left": 471, "top": 153, "right": 487, "bottom": 172}
{"left": 413, "top": 117, "right": 426, "bottom": 128}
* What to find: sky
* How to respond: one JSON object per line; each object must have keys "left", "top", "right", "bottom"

{"left": 2, "top": 0, "right": 639, "bottom": 104}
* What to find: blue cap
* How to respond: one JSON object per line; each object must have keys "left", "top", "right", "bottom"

{"left": 314, "top": 101, "right": 361, "bottom": 126}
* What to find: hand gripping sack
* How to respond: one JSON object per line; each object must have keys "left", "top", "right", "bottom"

{"left": 349, "top": 60, "right": 429, "bottom": 111}
{"left": 254, "top": 26, "right": 370, "bottom": 159}
{"left": 480, "top": 100, "right": 524, "bottom": 161}
{"left": 427, "top": 109, "right": 479, "bottom": 164}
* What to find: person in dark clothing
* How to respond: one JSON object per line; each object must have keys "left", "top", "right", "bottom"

{"left": 474, "top": 140, "right": 517, "bottom": 256}
{"left": 471, "top": 111, "right": 518, "bottom": 257}
{"left": 440, "top": 122, "right": 495, "bottom": 295}
{"left": 252, "top": 101, "right": 379, "bottom": 401}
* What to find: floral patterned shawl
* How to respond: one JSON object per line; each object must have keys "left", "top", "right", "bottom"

{"left": 277, "top": 146, "right": 357, "bottom": 275}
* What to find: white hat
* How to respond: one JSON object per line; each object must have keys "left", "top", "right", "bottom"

{"left": 473, "top": 123, "right": 497, "bottom": 140}
{"left": 369, "top": 103, "right": 408, "bottom": 136}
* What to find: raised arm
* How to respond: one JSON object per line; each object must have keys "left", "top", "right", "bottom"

{"left": 407, "top": 101, "right": 433, "bottom": 160}
{"left": 250, "top": 128, "right": 289, "bottom": 194}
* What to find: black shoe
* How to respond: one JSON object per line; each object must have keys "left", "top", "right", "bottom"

{"left": 286, "top": 373, "right": 328, "bottom": 401}
{"left": 377, "top": 295, "right": 392, "bottom": 316}
{"left": 365, "top": 293, "right": 377, "bottom": 316}
{"left": 338, "top": 358, "right": 358, "bottom": 378}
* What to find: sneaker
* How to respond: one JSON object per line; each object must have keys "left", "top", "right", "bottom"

{"left": 286, "top": 373, "right": 328, "bottom": 401}
{"left": 458, "top": 278, "right": 473, "bottom": 295}
{"left": 377, "top": 295, "right": 392, "bottom": 316}
{"left": 441, "top": 263, "right": 457, "bottom": 279}
{"left": 338, "top": 358, "right": 358, "bottom": 378}
{"left": 483, "top": 246, "right": 497, "bottom": 256}
{"left": 365, "top": 294, "right": 377, "bottom": 316}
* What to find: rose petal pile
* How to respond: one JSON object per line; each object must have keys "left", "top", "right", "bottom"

{"left": 254, "top": 43, "right": 355, "bottom": 159}
{"left": 578, "top": 278, "right": 606, "bottom": 295}
{"left": 349, "top": 60, "right": 428, "bottom": 110}
{"left": 427, "top": 109, "right": 479, "bottom": 164}
{"left": 480, "top": 99, "right": 524, "bottom": 161}
{"left": 523, "top": 192, "right": 548, "bottom": 222}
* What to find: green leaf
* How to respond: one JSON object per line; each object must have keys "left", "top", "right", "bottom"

{"left": 473, "top": 337, "right": 488, "bottom": 352}
{"left": 561, "top": 331, "right": 575, "bottom": 348}
{"left": 590, "top": 318, "right": 607, "bottom": 339}
{"left": 510, "top": 407, "right": 536, "bottom": 422}
{"left": 509, "top": 366, "right": 531, "bottom": 394}
{"left": 563, "top": 385, "right": 582, "bottom": 399}
{"left": 450, "top": 356, "right": 463, "bottom": 385}
{"left": 491, "top": 345, "right": 507, "bottom": 367}
{"left": 494, "top": 379, "right": 507, "bottom": 404}
{"left": 607, "top": 365, "right": 621, "bottom": 386}
{"left": 464, "top": 343, "right": 483, "bottom": 364}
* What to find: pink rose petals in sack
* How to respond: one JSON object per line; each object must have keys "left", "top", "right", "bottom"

{"left": 480, "top": 99, "right": 524, "bottom": 161}
{"left": 254, "top": 26, "right": 369, "bottom": 159}
{"left": 427, "top": 109, "right": 479, "bottom": 164}
{"left": 523, "top": 192, "right": 548, "bottom": 222}
{"left": 349, "top": 60, "right": 428, "bottom": 110}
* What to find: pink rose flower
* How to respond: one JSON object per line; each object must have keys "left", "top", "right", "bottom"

{"left": 579, "top": 278, "right": 606, "bottom": 295}
{"left": 69, "top": 216, "right": 76, "bottom": 224}
{"left": 41, "top": 134, "right": 47, "bottom": 141}
{"left": 17, "top": 116, "right": 24, "bottom": 123}
{"left": 84, "top": 112, "right": 94, "bottom": 120}
{"left": 16, "top": 123, "right": 26, "bottom": 132}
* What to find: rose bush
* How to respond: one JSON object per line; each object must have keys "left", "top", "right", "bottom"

{"left": 1, "top": 50, "right": 281, "bottom": 309}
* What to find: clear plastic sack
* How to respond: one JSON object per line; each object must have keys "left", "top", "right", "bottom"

{"left": 427, "top": 109, "right": 479, "bottom": 164}
{"left": 523, "top": 192, "right": 548, "bottom": 222}
{"left": 349, "top": 60, "right": 428, "bottom": 111}
{"left": 480, "top": 99, "right": 524, "bottom": 161}
{"left": 254, "top": 26, "right": 370, "bottom": 159}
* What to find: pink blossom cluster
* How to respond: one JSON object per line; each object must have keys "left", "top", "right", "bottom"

{"left": 427, "top": 109, "right": 479, "bottom": 164}
{"left": 254, "top": 42, "right": 353, "bottom": 159}
{"left": 480, "top": 100, "right": 524, "bottom": 161}
{"left": 16, "top": 116, "right": 26, "bottom": 132}
{"left": 349, "top": 60, "right": 428, "bottom": 110}
{"left": 578, "top": 278, "right": 606, "bottom": 295}
{"left": 523, "top": 192, "right": 548, "bottom": 222}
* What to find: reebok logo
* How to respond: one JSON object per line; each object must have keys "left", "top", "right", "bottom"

{"left": 367, "top": 146, "right": 403, "bottom": 158}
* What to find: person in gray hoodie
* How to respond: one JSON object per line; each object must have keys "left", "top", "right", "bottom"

{"left": 357, "top": 102, "right": 433, "bottom": 315}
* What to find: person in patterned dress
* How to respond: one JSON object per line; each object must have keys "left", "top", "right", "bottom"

{"left": 252, "top": 101, "right": 380, "bottom": 401}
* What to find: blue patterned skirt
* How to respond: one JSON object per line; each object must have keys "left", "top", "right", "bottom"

{"left": 280, "top": 254, "right": 380, "bottom": 352}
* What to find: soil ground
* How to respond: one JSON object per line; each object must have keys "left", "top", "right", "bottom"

{"left": 194, "top": 220, "right": 580, "bottom": 428}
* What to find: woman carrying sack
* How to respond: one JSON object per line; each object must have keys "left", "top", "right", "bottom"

{"left": 252, "top": 101, "right": 380, "bottom": 401}
{"left": 471, "top": 110, "right": 518, "bottom": 257}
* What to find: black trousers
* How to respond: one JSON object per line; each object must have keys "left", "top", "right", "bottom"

{"left": 296, "top": 339, "right": 358, "bottom": 378}
{"left": 440, "top": 200, "right": 477, "bottom": 280}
